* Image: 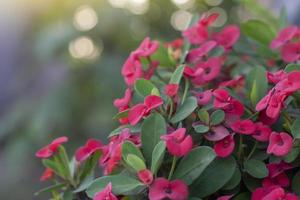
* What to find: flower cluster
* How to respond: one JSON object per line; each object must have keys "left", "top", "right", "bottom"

{"left": 35, "top": 12, "right": 300, "bottom": 200}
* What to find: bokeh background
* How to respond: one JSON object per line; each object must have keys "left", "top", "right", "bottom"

{"left": 0, "top": 0, "right": 299, "bottom": 199}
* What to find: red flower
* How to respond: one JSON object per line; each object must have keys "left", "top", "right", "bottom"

{"left": 217, "top": 195, "right": 234, "bottom": 200}
{"left": 36, "top": 136, "right": 68, "bottom": 158}
{"left": 40, "top": 168, "right": 54, "bottom": 182}
{"left": 161, "top": 128, "right": 193, "bottom": 157}
{"left": 213, "top": 25, "right": 240, "bottom": 50}
{"left": 128, "top": 95, "right": 163, "bottom": 126}
{"left": 276, "top": 71, "right": 300, "bottom": 93}
{"left": 281, "top": 42, "right": 300, "bottom": 62}
{"left": 267, "top": 132, "right": 293, "bottom": 157}
{"left": 252, "top": 122, "right": 271, "bottom": 142}
{"left": 230, "top": 119, "right": 255, "bottom": 135}
{"left": 100, "top": 129, "right": 140, "bottom": 175}
{"left": 266, "top": 70, "right": 286, "bottom": 84}
{"left": 148, "top": 178, "right": 189, "bottom": 200}
{"left": 135, "top": 37, "right": 159, "bottom": 57}
{"left": 252, "top": 186, "right": 298, "bottom": 200}
{"left": 186, "top": 40, "right": 217, "bottom": 63}
{"left": 194, "top": 89, "right": 212, "bottom": 105}
{"left": 137, "top": 169, "right": 153, "bottom": 185}
{"left": 164, "top": 84, "right": 179, "bottom": 97}
{"left": 262, "top": 162, "right": 293, "bottom": 188}
{"left": 113, "top": 88, "right": 132, "bottom": 109}
{"left": 75, "top": 139, "right": 103, "bottom": 163}
{"left": 270, "top": 26, "right": 298, "bottom": 49}
{"left": 93, "top": 183, "right": 118, "bottom": 200}
{"left": 214, "top": 134, "right": 235, "bottom": 158}
{"left": 121, "top": 53, "right": 143, "bottom": 86}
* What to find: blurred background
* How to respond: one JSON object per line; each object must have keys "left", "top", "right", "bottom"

{"left": 0, "top": 0, "right": 299, "bottom": 199}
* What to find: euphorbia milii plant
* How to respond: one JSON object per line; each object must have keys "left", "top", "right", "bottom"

{"left": 35, "top": 11, "right": 300, "bottom": 200}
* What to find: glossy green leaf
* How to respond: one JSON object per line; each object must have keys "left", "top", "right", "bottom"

{"left": 292, "top": 171, "right": 300, "bottom": 196}
{"left": 151, "top": 43, "right": 176, "bottom": 67}
{"left": 141, "top": 113, "right": 166, "bottom": 164}
{"left": 122, "top": 141, "right": 144, "bottom": 161}
{"left": 134, "top": 79, "right": 160, "bottom": 97}
{"left": 34, "top": 183, "right": 65, "bottom": 196}
{"left": 151, "top": 141, "right": 166, "bottom": 174}
{"left": 223, "top": 167, "right": 241, "bottom": 190}
{"left": 193, "top": 124, "right": 209, "bottom": 133}
{"left": 125, "top": 154, "right": 146, "bottom": 171}
{"left": 198, "top": 109, "right": 209, "bottom": 125}
{"left": 243, "top": 173, "right": 261, "bottom": 192}
{"left": 86, "top": 175, "right": 144, "bottom": 197}
{"left": 210, "top": 110, "right": 225, "bottom": 126}
{"left": 170, "top": 96, "right": 197, "bottom": 123}
{"left": 113, "top": 109, "right": 129, "bottom": 120}
{"left": 244, "top": 159, "right": 268, "bottom": 178}
{"left": 190, "top": 156, "right": 236, "bottom": 197}
{"left": 241, "top": 20, "right": 276, "bottom": 46}
{"left": 246, "top": 66, "right": 268, "bottom": 106}
{"left": 284, "top": 147, "right": 300, "bottom": 163}
{"left": 109, "top": 125, "right": 141, "bottom": 137}
{"left": 285, "top": 63, "right": 300, "bottom": 72}
{"left": 170, "top": 65, "right": 184, "bottom": 84}
{"left": 291, "top": 117, "right": 300, "bottom": 139}
{"left": 173, "top": 146, "right": 216, "bottom": 185}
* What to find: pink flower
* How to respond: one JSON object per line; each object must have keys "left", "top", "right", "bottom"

{"left": 252, "top": 186, "right": 298, "bottom": 200}
{"left": 93, "top": 183, "right": 118, "bottom": 200}
{"left": 164, "top": 84, "right": 179, "bottom": 97}
{"left": 204, "top": 125, "right": 230, "bottom": 141}
{"left": 135, "top": 37, "right": 159, "bottom": 57}
{"left": 148, "top": 178, "right": 189, "bottom": 200}
{"left": 266, "top": 70, "right": 287, "bottom": 84}
{"left": 75, "top": 139, "right": 103, "bottom": 163}
{"left": 217, "top": 195, "right": 234, "bottom": 200}
{"left": 182, "top": 13, "right": 218, "bottom": 45}
{"left": 219, "top": 75, "right": 244, "bottom": 88}
{"left": 137, "top": 169, "right": 153, "bottom": 185}
{"left": 213, "top": 25, "right": 240, "bottom": 50}
{"left": 194, "top": 90, "right": 212, "bottom": 105}
{"left": 36, "top": 136, "right": 68, "bottom": 158}
{"left": 186, "top": 40, "right": 217, "bottom": 63}
{"left": 121, "top": 53, "right": 143, "bottom": 86}
{"left": 214, "top": 134, "right": 235, "bottom": 158}
{"left": 184, "top": 66, "right": 204, "bottom": 78}
{"left": 113, "top": 88, "right": 132, "bottom": 109}
{"left": 128, "top": 95, "right": 163, "bottom": 126}
{"left": 100, "top": 129, "right": 140, "bottom": 175}
{"left": 144, "top": 60, "right": 159, "bottom": 80}
{"left": 276, "top": 71, "right": 300, "bottom": 93}
{"left": 262, "top": 162, "right": 293, "bottom": 188}
{"left": 252, "top": 122, "right": 271, "bottom": 142}
{"left": 281, "top": 42, "right": 300, "bottom": 62}
{"left": 230, "top": 119, "right": 255, "bottom": 135}
{"left": 270, "top": 26, "right": 298, "bottom": 49}
{"left": 267, "top": 132, "right": 293, "bottom": 157}
{"left": 164, "top": 38, "right": 184, "bottom": 49}
{"left": 161, "top": 128, "right": 193, "bottom": 157}
{"left": 40, "top": 168, "right": 54, "bottom": 181}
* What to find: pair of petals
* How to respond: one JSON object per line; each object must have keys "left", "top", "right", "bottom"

{"left": 212, "top": 25, "right": 240, "bottom": 50}
{"left": 214, "top": 134, "right": 235, "bottom": 158}
{"left": 148, "top": 178, "right": 189, "bottom": 200}
{"left": 35, "top": 136, "right": 68, "bottom": 158}
{"left": 94, "top": 183, "right": 118, "bottom": 200}
{"left": 164, "top": 84, "right": 179, "bottom": 97}
{"left": 230, "top": 119, "right": 255, "bottom": 135}
{"left": 267, "top": 132, "right": 293, "bottom": 157}
{"left": 252, "top": 122, "right": 271, "bottom": 142}
{"left": 128, "top": 95, "right": 163, "bottom": 126}
{"left": 270, "top": 26, "right": 298, "bottom": 49}
{"left": 161, "top": 128, "right": 193, "bottom": 157}
{"left": 252, "top": 186, "right": 298, "bottom": 200}
{"left": 75, "top": 139, "right": 103, "bottom": 163}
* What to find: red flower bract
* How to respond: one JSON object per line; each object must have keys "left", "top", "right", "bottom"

{"left": 75, "top": 139, "right": 103, "bottom": 163}
{"left": 138, "top": 169, "right": 153, "bottom": 185}
{"left": 214, "top": 134, "right": 235, "bottom": 158}
{"left": 93, "top": 183, "right": 118, "bottom": 200}
{"left": 230, "top": 119, "right": 255, "bottom": 135}
{"left": 35, "top": 136, "right": 68, "bottom": 158}
{"left": 164, "top": 84, "right": 179, "bottom": 97}
{"left": 161, "top": 128, "right": 193, "bottom": 157}
{"left": 40, "top": 168, "right": 54, "bottom": 182}
{"left": 148, "top": 178, "right": 189, "bottom": 200}
{"left": 267, "top": 132, "right": 293, "bottom": 157}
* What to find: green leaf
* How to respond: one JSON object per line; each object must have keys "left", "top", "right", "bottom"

{"left": 79, "top": 151, "right": 101, "bottom": 181}
{"left": 233, "top": 192, "right": 251, "bottom": 200}
{"left": 223, "top": 167, "right": 241, "bottom": 190}
{"left": 34, "top": 183, "right": 65, "bottom": 196}
{"left": 73, "top": 173, "right": 94, "bottom": 193}
{"left": 193, "top": 124, "right": 209, "bottom": 133}
{"left": 292, "top": 171, "right": 300, "bottom": 196}
{"left": 151, "top": 43, "right": 176, "bottom": 67}
{"left": 151, "top": 141, "right": 166, "bottom": 174}
{"left": 170, "top": 96, "right": 197, "bottom": 123}
{"left": 125, "top": 154, "right": 146, "bottom": 171}
{"left": 243, "top": 174, "right": 261, "bottom": 192}
{"left": 134, "top": 79, "right": 160, "bottom": 97}
{"left": 210, "top": 110, "right": 225, "bottom": 126}
{"left": 122, "top": 141, "right": 144, "bottom": 161}
{"left": 208, "top": 46, "right": 224, "bottom": 57}
{"left": 198, "top": 109, "right": 209, "bottom": 125}
{"left": 285, "top": 63, "right": 300, "bottom": 72}
{"left": 246, "top": 66, "right": 268, "bottom": 106}
{"left": 109, "top": 125, "right": 141, "bottom": 137}
{"left": 170, "top": 65, "right": 184, "bottom": 84}
{"left": 173, "top": 146, "right": 216, "bottom": 185}
{"left": 291, "top": 117, "right": 300, "bottom": 139}
{"left": 241, "top": 20, "right": 276, "bottom": 46}
{"left": 42, "top": 159, "right": 64, "bottom": 178}
{"left": 141, "top": 113, "right": 166, "bottom": 164}
{"left": 190, "top": 156, "right": 236, "bottom": 198}
{"left": 113, "top": 109, "right": 129, "bottom": 120}
{"left": 284, "top": 147, "right": 300, "bottom": 163}
{"left": 244, "top": 159, "right": 268, "bottom": 178}
{"left": 86, "top": 175, "right": 145, "bottom": 198}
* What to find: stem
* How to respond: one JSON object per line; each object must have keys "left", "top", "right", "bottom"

{"left": 181, "top": 78, "right": 189, "bottom": 105}
{"left": 168, "top": 97, "right": 174, "bottom": 119}
{"left": 237, "top": 135, "right": 244, "bottom": 161}
{"left": 246, "top": 141, "right": 258, "bottom": 160}
{"left": 168, "top": 156, "right": 177, "bottom": 180}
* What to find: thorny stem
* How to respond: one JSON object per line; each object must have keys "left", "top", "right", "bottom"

{"left": 168, "top": 156, "right": 177, "bottom": 180}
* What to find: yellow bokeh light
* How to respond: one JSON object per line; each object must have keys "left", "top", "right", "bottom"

{"left": 108, "top": 0, "right": 128, "bottom": 8}
{"left": 171, "top": 10, "right": 192, "bottom": 31}
{"left": 73, "top": 5, "right": 98, "bottom": 31}
{"left": 69, "top": 36, "right": 102, "bottom": 60}
{"left": 171, "top": 0, "right": 195, "bottom": 9}
{"left": 127, "top": 0, "right": 149, "bottom": 15}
